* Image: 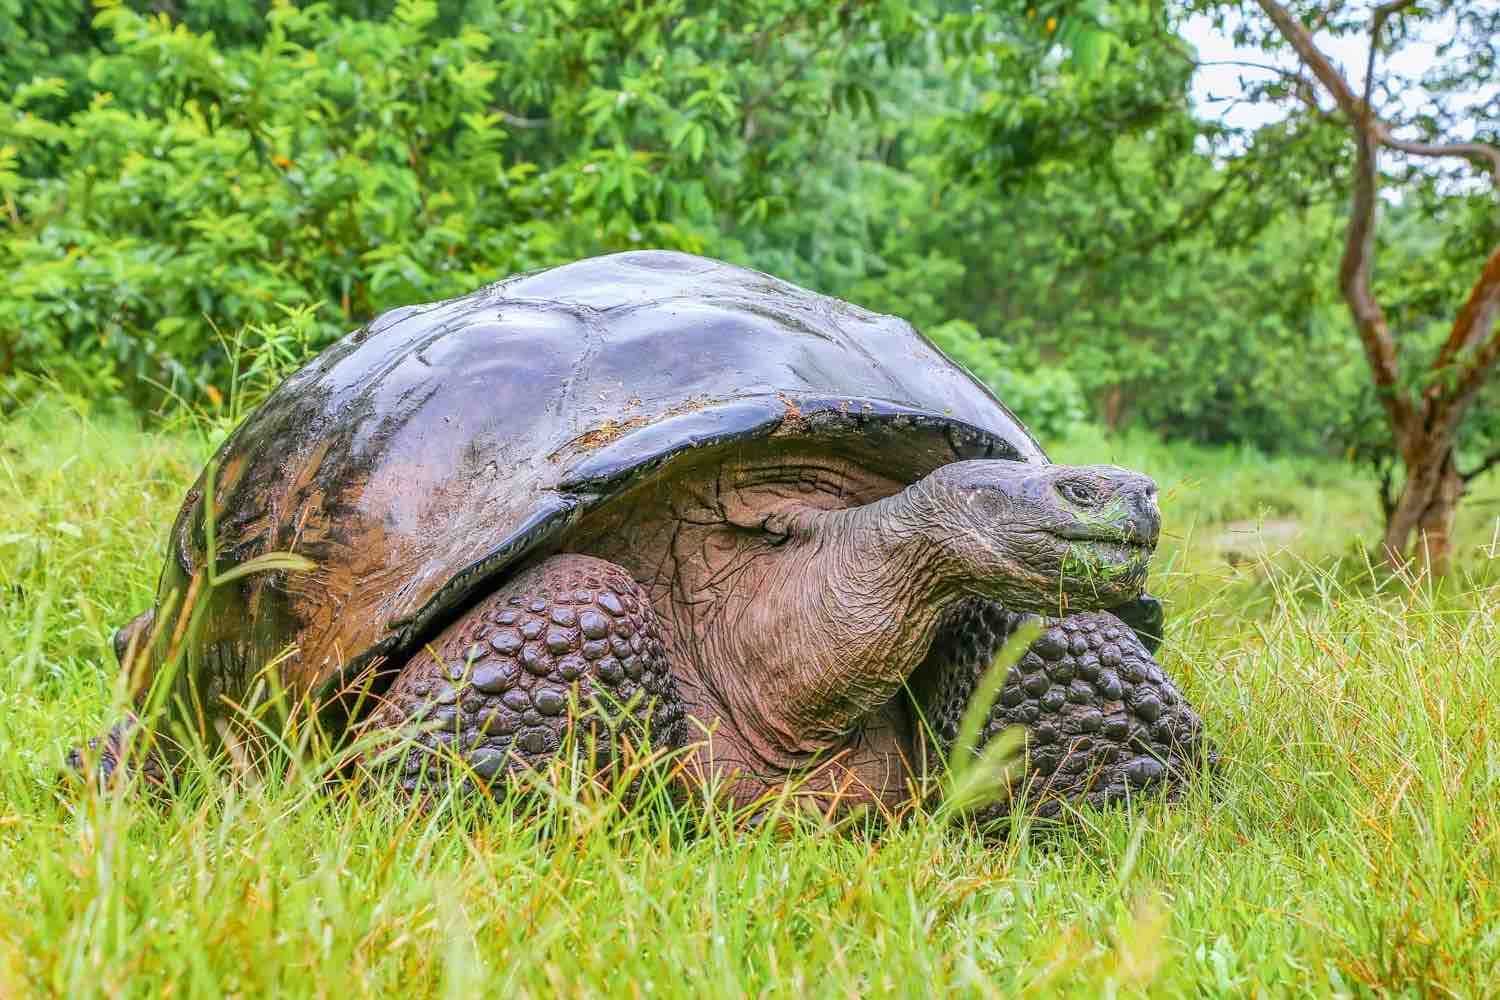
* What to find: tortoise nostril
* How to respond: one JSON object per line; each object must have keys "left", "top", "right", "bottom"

{"left": 1129, "top": 492, "right": 1161, "bottom": 546}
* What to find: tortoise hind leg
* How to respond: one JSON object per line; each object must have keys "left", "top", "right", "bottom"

{"left": 360, "top": 554, "right": 686, "bottom": 796}
{"left": 64, "top": 714, "right": 177, "bottom": 792}
{"left": 63, "top": 608, "right": 176, "bottom": 793}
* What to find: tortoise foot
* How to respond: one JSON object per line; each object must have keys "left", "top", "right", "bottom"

{"left": 359, "top": 554, "right": 687, "bottom": 798}
{"left": 915, "top": 600, "right": 1215, "bottom": 822}
{"left": 63, "top": 714, "right": 176, "bottom": 793}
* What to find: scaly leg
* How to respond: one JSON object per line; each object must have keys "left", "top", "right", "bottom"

{"left": 911, "top": 599, "right": 1211, "bottom": 820}
{"left": 360, "top": 554, "right": 687, "bottom": 795}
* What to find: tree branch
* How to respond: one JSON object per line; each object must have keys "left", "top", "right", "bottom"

{"left": 1372, "top": 127, "right": 1500, "bottom": 189}
{"left": 1193, "top": 58, "right": 1313, "bottom": 83}
{"left": 1253, "top": 0, "right": 1361, "bottom": 118}
{"left": 1429, "top": 245, "right": 1500, "bottom": 441}
{"left": 1339, "top": 123, "right": 1412, "bottom": 434}
{"left": 1431, "top": 242, "right": 1500, "bottom": 375}
{"left": 1461, "top": 450, "right": 1500, "bottom": 484}
{"left": 1364, "top": 0, "right": 1419, "bottom": 105}
{"left": 1253, "top": 0, "right": 1500, "bottom": 191}
{"left": 1255, "top": 0, "right": 1414, "bottom": 439}
{"left": 1193, "top": 59, "right": 1323, "bottom": 109}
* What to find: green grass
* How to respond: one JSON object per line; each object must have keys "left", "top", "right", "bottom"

{"left": 2, "top": 398, "right": 1499, "bottom": 996}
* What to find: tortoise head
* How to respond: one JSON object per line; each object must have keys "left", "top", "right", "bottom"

{"left": 901, "top": 460, "right": 1159, "bottom": 613}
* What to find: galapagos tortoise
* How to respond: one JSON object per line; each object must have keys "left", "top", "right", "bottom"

{"left": 74, "top": 251, "right": 1209, "bottom": 817}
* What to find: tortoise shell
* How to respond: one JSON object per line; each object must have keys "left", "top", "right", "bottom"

{"left": 143, "top": 251, "right": 1046, "bottom": 710}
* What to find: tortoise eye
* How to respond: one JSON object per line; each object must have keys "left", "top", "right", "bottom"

{"left": 1060, "top": 481, "right": 1100, "bottom": 507}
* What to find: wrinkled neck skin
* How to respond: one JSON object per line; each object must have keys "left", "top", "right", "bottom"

{"left": 711, "top": 480, "right": 1003, "bottom": 762}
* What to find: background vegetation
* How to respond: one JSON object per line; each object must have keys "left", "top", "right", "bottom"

{"left": 1, "top": 0, "right": 1481, "bottom": 449}
{"left": 5, "top": 1, "right": 1496, "bottom": 554}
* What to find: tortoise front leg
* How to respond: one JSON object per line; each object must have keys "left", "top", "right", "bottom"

{"left": 910, "top": 599, "right": 1211, "bottom": 821}
{"left": 360, "top": 554, "right": 687, "bottom": 796}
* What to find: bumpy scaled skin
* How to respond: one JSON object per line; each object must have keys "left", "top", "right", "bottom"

{"left": 63, "top": 715, "right": 174, "bottom": 791}
{"left": 914, "top": 602, "right": 1209, "bottom": 820}
{"left": 361, "top": 555, "right": 686, "bottom": 793}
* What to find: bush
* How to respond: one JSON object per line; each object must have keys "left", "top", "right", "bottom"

{"left": 3, "top": 2, "right": 634, "bottom": 407}
{"left": 2, "top": 0, "right": 1103, "bottom": 439}
{"left": 925, "top": 320, "right": 1086, "bottom": 440}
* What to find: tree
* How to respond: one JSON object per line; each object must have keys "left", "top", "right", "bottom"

{"left": 1202, "top": 0, "right": 1500, "bottom": 574}
{"left": 908, "top": 3, "right": 1385, "bottom": 456}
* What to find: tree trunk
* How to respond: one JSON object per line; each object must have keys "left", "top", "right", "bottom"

{"left": 1416, "top": 454, "right": 1463, "bottom": 576}
{"left": 1382, "top": 444, "right": 1462, "bottom": 576}
{"left": 1253, "top": 0, "right": 1500, "bottom": 579}
{"left": 1102, "top": 385, "right": 1125, "bottom": 434}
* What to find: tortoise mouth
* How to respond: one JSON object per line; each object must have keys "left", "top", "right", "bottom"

{"left": 1049, "top": 525, "right": 1154, "bottom": 550}
{"left": 1064, "top": 537, "right": 1153, "bottom": 565}
{"left": 1051, "top": 533, "right": 1154, "bottom": 590}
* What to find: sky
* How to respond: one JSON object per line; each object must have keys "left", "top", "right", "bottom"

{"left": 1178, "top": 6, "right": 1485, "bottom": 138}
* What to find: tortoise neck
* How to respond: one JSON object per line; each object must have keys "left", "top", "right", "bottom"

{"left": 740, "top": 484, "right": 967, "bottom": 751}
{"left": 802, "top": 486, "right": 965, "bottom": 615}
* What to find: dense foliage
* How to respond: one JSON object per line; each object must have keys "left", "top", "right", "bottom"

{"left": 2, "top": 0, "right": 1105, "bottom": 434}
{"left": 1, "top": 0, "right": 1492, "bottom": 458}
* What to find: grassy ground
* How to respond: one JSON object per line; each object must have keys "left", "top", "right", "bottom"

{"left": 2, "top": 398, "right": 1498, "bottom": 997}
